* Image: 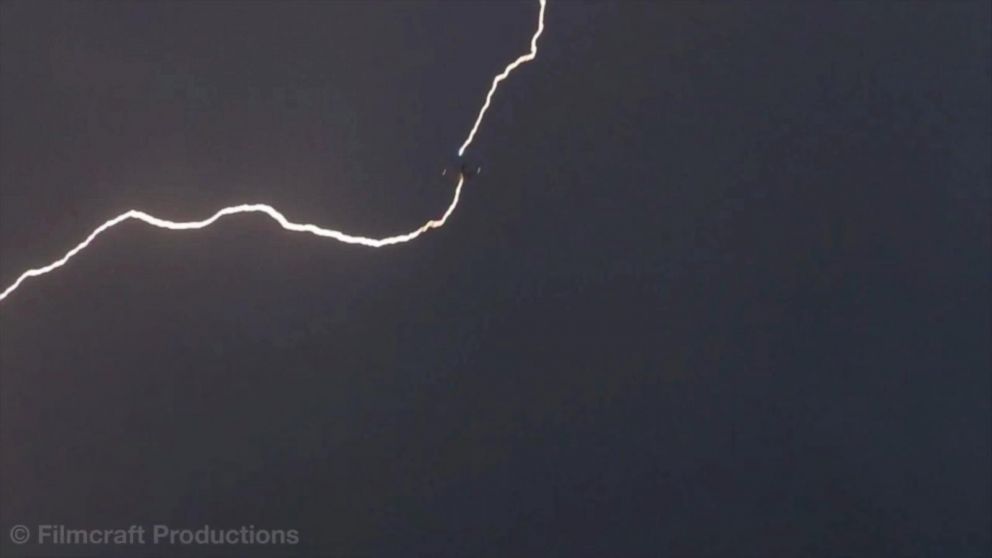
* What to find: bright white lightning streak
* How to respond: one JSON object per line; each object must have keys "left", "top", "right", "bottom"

{"left": 0, "top": 0, "right": 547, "bottom": 303}
{"left": 0, "top": 177, "right": 465, "bottom": 301}
{"left": 458, "top": 0, "right": 546, "bottom": 157}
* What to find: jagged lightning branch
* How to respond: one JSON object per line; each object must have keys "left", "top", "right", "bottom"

{"left": 0, "top": 0, "right": 547, "bottom": 303}
{"left": 458, "top": 0, "right": 546, "bottom": 157}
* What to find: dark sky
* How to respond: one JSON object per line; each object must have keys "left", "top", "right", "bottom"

{"left": 1, "top": 1, "right": 989, "bottom": 556}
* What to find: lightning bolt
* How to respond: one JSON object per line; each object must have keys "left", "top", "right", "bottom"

{"left": 458, "top": 0, "right": 546, "bottom": 157}
{"left": 0, "top": 0, "right": 547, "bottom": 303}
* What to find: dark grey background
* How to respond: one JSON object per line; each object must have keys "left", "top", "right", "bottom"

{"left": 1, "top": 1, "right": 989, "bottom": 556}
